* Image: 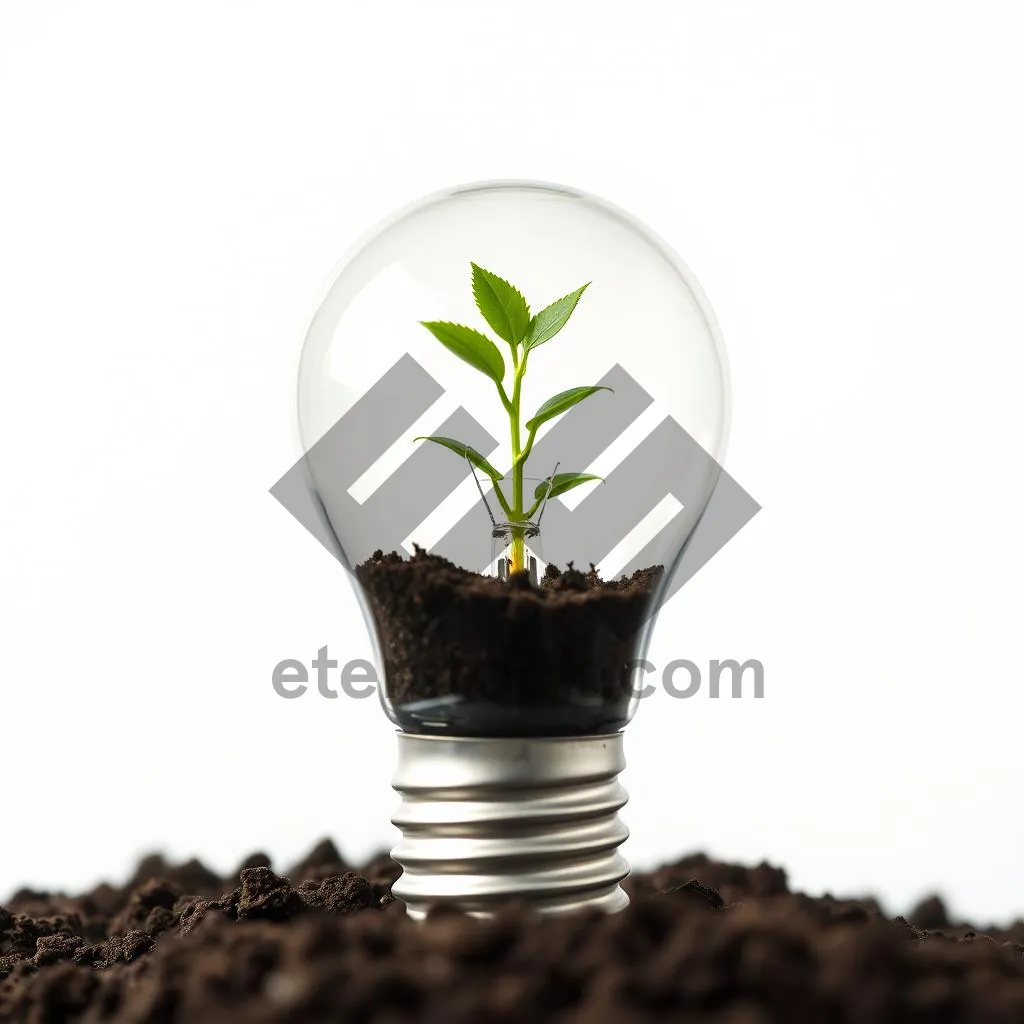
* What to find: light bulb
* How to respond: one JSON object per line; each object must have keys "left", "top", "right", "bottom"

{"left": 293, "top": 181, "right": 729, "bottom": 917}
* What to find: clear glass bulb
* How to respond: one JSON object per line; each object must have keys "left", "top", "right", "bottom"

{"left": 297, "top": 180, "right": 728, "bottom": 739}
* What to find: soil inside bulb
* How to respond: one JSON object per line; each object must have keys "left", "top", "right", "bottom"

{"left": 354, "top": 547, "right": 663, "bottom": 737}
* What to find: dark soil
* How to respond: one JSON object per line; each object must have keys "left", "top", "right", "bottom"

{"left": 355, "top": 548, "right": 663, "bottom": 736}
{"left": 4, "top": 843, "right": 1024, "bottom": 1023}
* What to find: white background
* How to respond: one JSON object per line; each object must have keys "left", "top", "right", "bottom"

{"left": 2, "top": 1, "right": 1023, "bottom": 923}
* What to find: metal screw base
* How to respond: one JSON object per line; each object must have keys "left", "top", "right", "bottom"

{"left": 390, "top": 732, "right": 630, "bottom": 919}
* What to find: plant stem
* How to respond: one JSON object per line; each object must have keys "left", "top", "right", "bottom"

{"left": 511, "top": 385, "right": 522, "bottom": 515}
{"left": 509, "top": 528, "right": 526, "bottom": 575}
{"left": 508, "top": 347, "right": 527, "bottom": 572}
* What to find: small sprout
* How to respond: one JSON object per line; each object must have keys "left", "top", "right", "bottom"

{"left": 417, "top": 264, "right": 610, "bottom": 574}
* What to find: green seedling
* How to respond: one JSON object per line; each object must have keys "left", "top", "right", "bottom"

{"left": 417, "top": 263, "right": 610, "bottom": 575}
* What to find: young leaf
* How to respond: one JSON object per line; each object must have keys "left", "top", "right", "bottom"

{"left": 414, "top": 435, "right": 504, "bottom": 481}
{"left": 522, "top": 282, "right": 590, "bottom": 351}
{"left": 525, "top": 385, "right": 612, "bottom": 433}
{"left": 471, "top": 263, "right": 530, "bottom": 344}
{"left": 419, "top": 321, "right": 505, "bottom": 383}
{"left": 534, "top": 472, "right": 603, "bottom": 502}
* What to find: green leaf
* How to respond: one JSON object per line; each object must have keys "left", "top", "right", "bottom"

{"left": 471, "top": 263, "right": 531, "bottom": 344}
{"left": 419, "top": 321, "right": 505, "bottom": 383}
{"left": 522, "top": 282, "right": 590, "bottom": 351}
{"left": 525, "top": 385, "right": 612, "bottom": 433}
{"left": 414, "top": 435, "right": 504, "bottom": 481}
{"left": 534, "top": 472, "right": 603, "bottom": 502}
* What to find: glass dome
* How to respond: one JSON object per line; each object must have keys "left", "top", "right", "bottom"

{"left": 297, "top": 180, "right": 729, "bottom": 736}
